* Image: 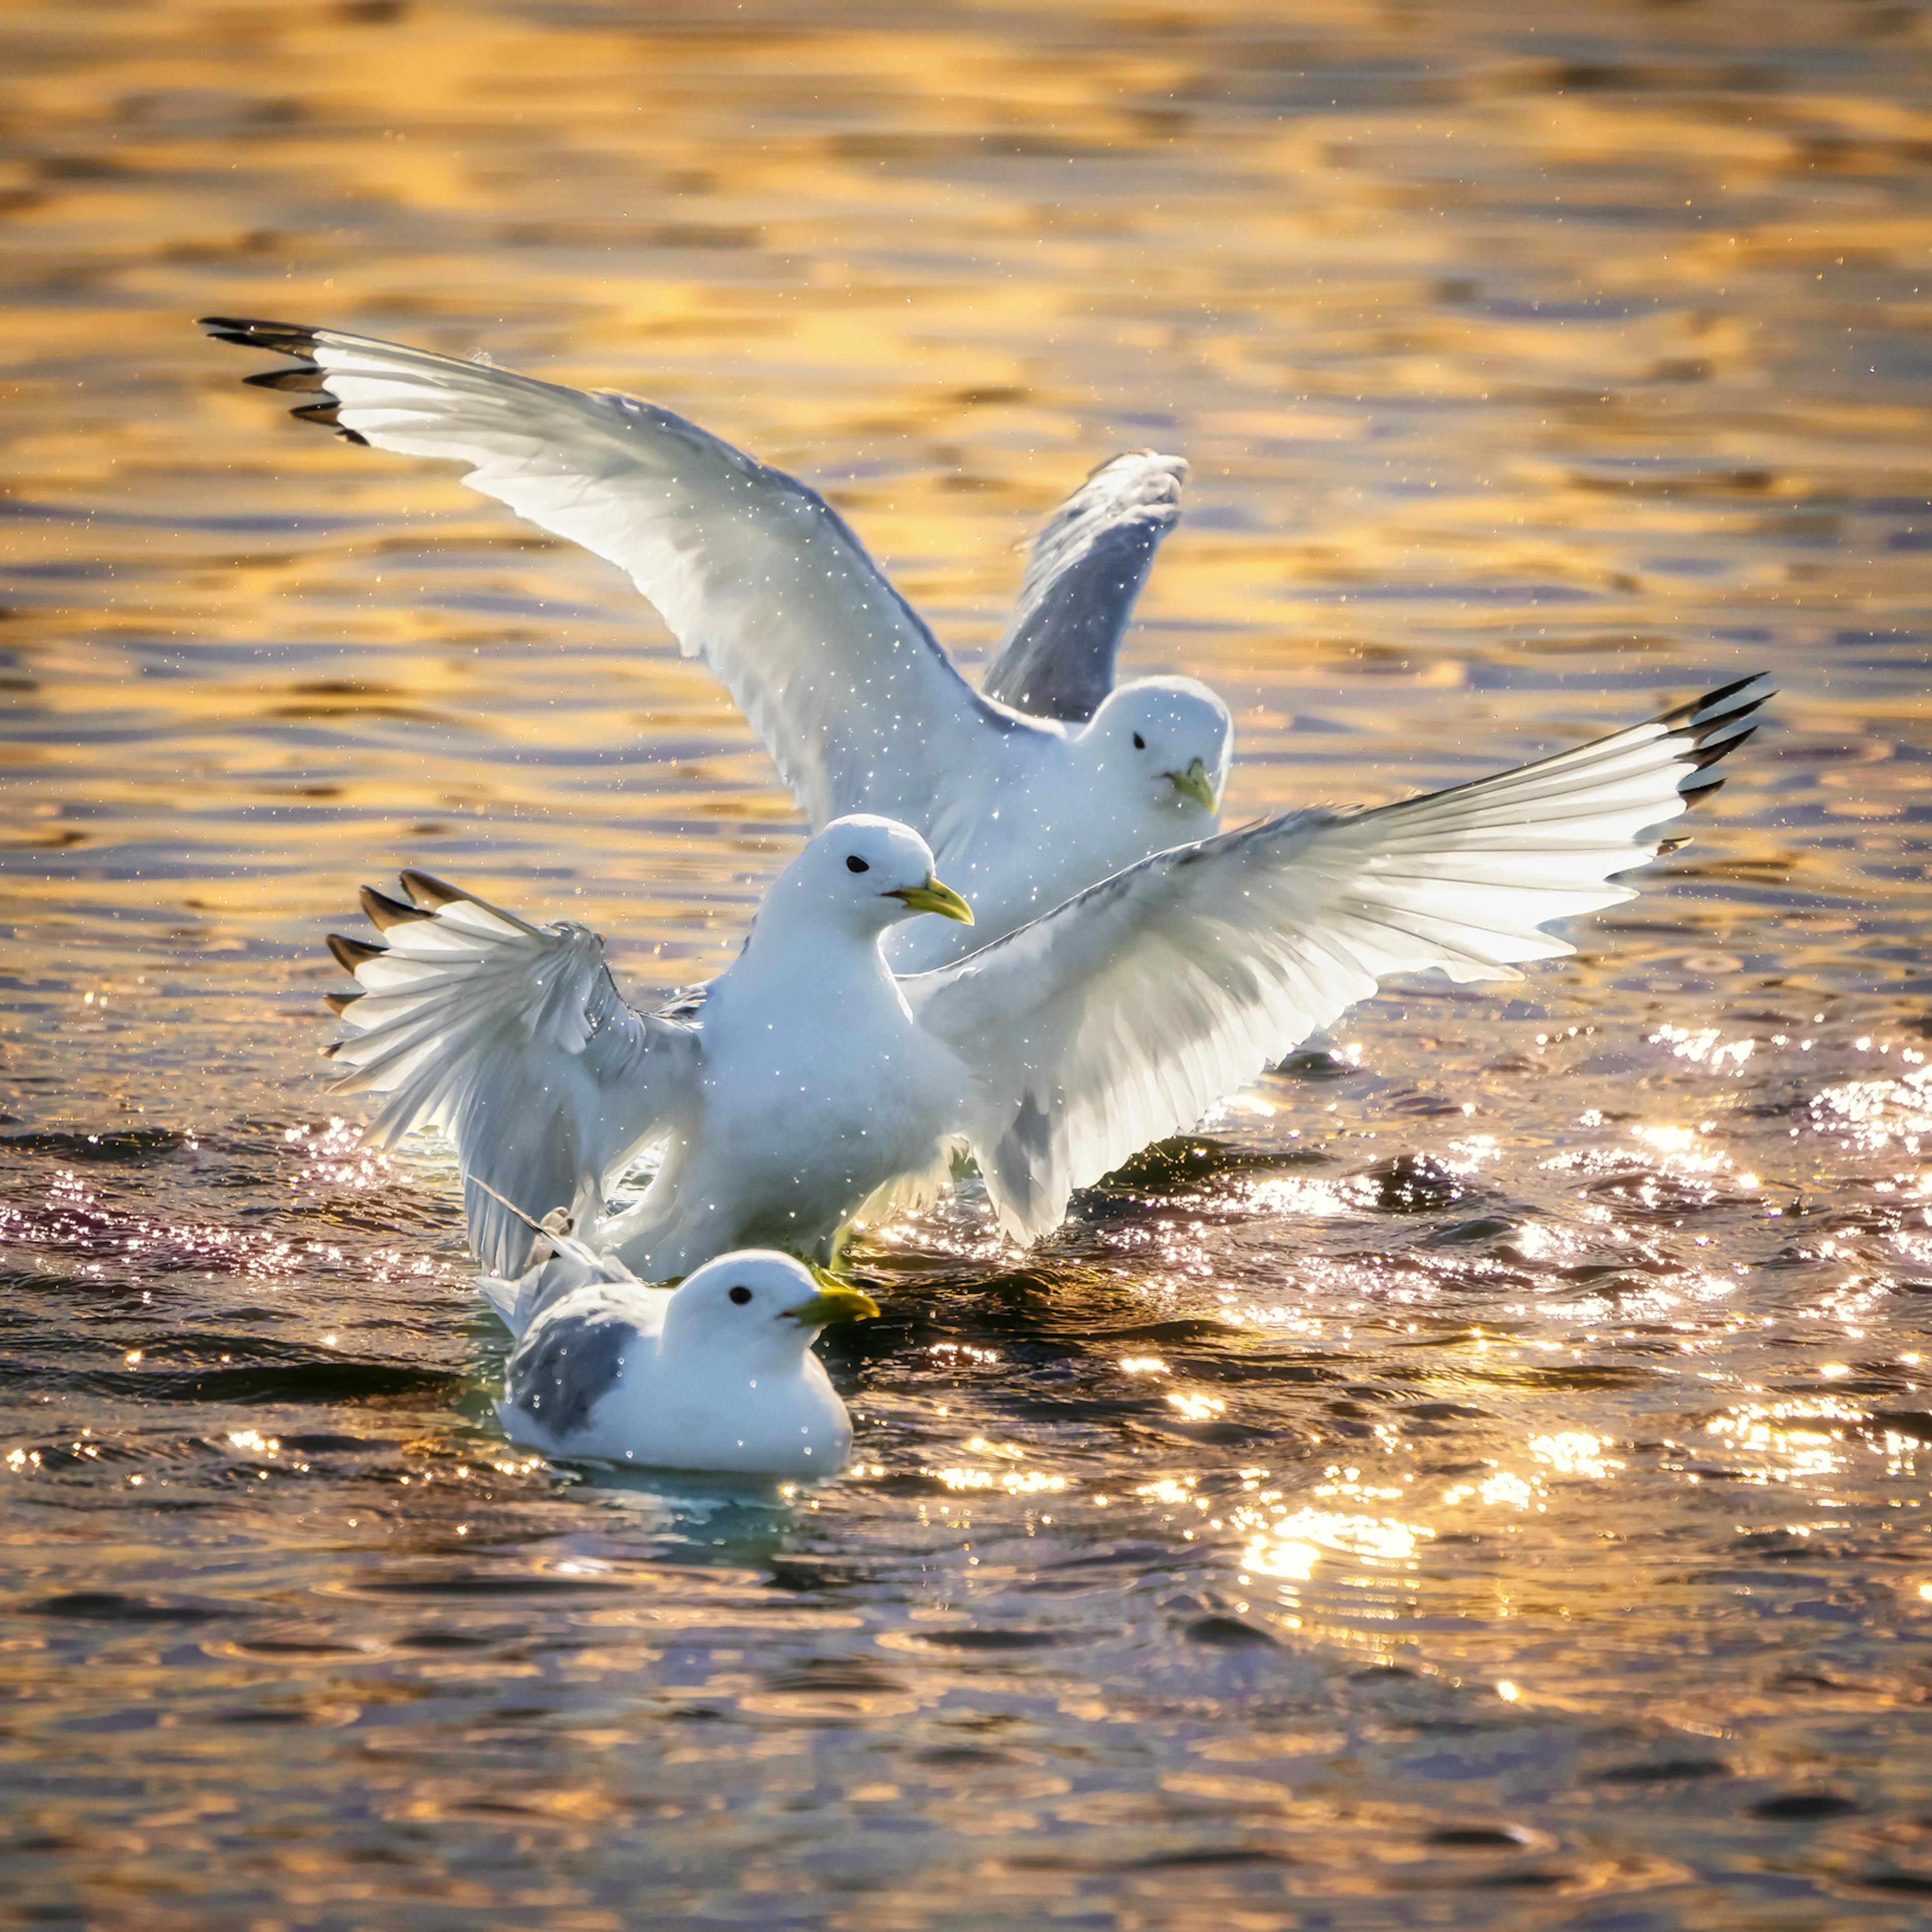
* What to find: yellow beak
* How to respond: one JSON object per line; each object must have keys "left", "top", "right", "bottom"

{"left": 785, "top": 1285, "right": 881, "bottom": 1328}
{"left": 888, "top": 875, "right": 974, "bottom": 925}
{"left": 1166, "top": 757, "right": 1218, "bottom": 813}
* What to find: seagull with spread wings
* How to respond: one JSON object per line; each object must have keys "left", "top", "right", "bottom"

{"left": 321, "top": 677, "right": 1771, "bottom": 1282}
{"left": 200, "top": 317, "right": 1226, "bottom": 971}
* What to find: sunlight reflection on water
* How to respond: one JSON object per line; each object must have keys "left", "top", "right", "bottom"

{"left": 4, "top": 0, "right": 1932, "bottom": 1923}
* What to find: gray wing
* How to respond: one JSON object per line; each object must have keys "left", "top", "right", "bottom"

{"left": 322, "top": 871, "right": 700, "bottom": 1275}
{"left": 981, "top": 450, "right": 1187, "bottom": 722}
{"left": 504, "top": 1285, "right": 647, "bottom": 1440}
{"left": 909, "top": 676, "right": 1773, "bottom": 1244}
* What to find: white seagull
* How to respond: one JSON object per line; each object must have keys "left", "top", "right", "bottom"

{"left": 322, "top": 677, "right": 1771, "bottom": 1280}
{"left": 200, "top": 316, "right": 1225, "bottom": 971}
{"left": 494, "top": 1241, "right": 877, "bottom": 1477}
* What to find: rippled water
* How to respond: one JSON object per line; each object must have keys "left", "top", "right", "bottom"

{"left": 5, "top": 1, "right": 1932, "bottom": 1924}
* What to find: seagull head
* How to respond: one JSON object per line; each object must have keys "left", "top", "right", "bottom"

{"left": 775, "top": 815, "right": 974, "bottom": 940}
{"left": 660, "top": 1250, "right": 879, "bottom": 1373}
{"left": 1083, "top": 676, "right": 1232, "bottom": 821}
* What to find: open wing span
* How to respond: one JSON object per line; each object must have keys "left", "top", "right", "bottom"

{"left": 323, "top": 870, "right": 700, "bottom": 1275}
{"left": 201, "top": 316, "right": 1023, "bottom": 832}
{"left": 909, "top": 676, "right": 1773, "bottom": 1242}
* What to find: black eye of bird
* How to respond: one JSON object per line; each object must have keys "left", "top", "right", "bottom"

{"left": 846, "top": 855, "right": 869, "bottom": 874}
{"left": 1132, "top": 732, "right": 1146, "bottom": 750}
{"left": 729, "top": 1284, "right": 753, "bottom": 1306}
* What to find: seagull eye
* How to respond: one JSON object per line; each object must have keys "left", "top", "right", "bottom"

{"left": 729, "top": 1285, "right": 753, "bottom": 1306}
{"left": 1132, "top": 732, "right": 1146, "bottom": 750}
{"left": 846, "top": 855, "right": 870, "bottom": 874}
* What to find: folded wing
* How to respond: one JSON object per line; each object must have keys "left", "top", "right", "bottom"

{"left": 982, "top": 450, "right": 1187, "bottom": 722}
{"left": 908, "top": 675, "right": 1773, "bottom": 1243}
{"left": 323, "top": 871, "right": 700, "bottom": 1275}
{"left": 201, "top": 317, "right": 1022, "bottom": 831}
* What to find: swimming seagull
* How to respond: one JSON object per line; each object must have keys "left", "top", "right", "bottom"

{"left": 500, "top": 1250, "right": 877, "bottom": 1477}
{"left": 466, "top": 1177, "right": 876, "bottom": 1474}
{"left": 199, "top": 316, "right": 1223, "bottom": 971}
{"left": 323, "top": 678, "right": 1772, "bottom": 1279}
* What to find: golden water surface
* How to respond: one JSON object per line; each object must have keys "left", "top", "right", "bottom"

{"left": 4, "top": 1, "right": 1932, "bottom": 1926}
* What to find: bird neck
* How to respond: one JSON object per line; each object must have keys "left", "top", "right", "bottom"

{"left": 731, "top": 896, "right": 901, "bottom": 1003}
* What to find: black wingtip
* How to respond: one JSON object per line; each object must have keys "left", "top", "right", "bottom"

{"left": 1697, "top": 671, "right": 1770, "bottom": 711}
{"left": 398, "top": 868, "right": 467, "bottom": 910}
{"left": 244, "top": 366, "right": 330, "bottom": 393}
{"left": 198, "top": 315, "right": 320, "bottom": 354}
{"left": 392, "top": 868, "right": 541, "bottom": 937}
{"left": 289, "top": 400, "right": 344, "bottom": 428}
{"left": 1678, "top": 776, "right": 1727, "bottom": 807}
{"left": 1658, "top": 671, "right": 1776, "bottom": 731}
{"left": 359, "top": 883, "right": 432, "bottom": 931}
{"left": 1684, "top": 723, "right": 1758, "bottom": 772}
{"left": 1666, "top": 698, "right": 1770, "bottom": 745}
{"left": 328, "top": 932, "right": 387, "bottom": 972}
{"left": 323, "top": 990, "right": 364, "bottom": 1015}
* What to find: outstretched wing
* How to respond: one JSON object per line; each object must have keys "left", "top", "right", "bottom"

{"left": 981, "top": 451, "right": 1187, "bottom": 722}
{"left": 908, "top": 676, "right": 1773, "bottom": 1243}
{"left": 200, "top": 316, "right": 1027, "bottom": 831}
{"left": 323, "top": 870, "right": 701, "bottom": 1275}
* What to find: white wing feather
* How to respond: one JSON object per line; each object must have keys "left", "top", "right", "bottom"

{"left": 323, "top": 871, "right": 700, "bottom": 1275}
{"left": 909, "top": 677, "right": 1773, "bottom": 1243}
{"left": 202, "top": 317, "right": 1027, "bottom": 832}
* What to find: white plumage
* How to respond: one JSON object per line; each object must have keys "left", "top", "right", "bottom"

{"left": 325, "top": 874, "right": 698, "bottom": 1286}
{"left": 201, "top": 317, "right": 1226, "bottom": 971}
{"left": 321, "top": 677, "right": 1770, "bottom": 1276}
{"left": 492, "top": 1246, "right": 877, "bottom": 1477}
{"left": 912, "top": 677, "right": 1770, "bottom": 1237}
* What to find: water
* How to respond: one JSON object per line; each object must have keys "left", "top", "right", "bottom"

{"left": 5, "top": 0, "right": 1932, "bottom": 1923}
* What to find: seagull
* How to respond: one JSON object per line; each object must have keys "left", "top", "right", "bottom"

{"left": 330, "top": 817, "right": 978, "bottom": 1279}
{"left": 498, "top": 1246, "right": 877, "bottom": 1477}
{"left": 465, "top": 1178, "right": 877, "bottom": 1475}
{"left": 322, "top": 677, "right": 1771, "bottom": 1280}
{"left": 199, "top": 316, "right": 1226, "bottom": 971}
